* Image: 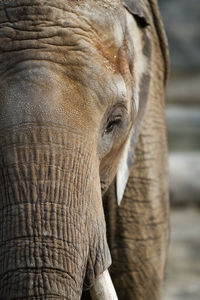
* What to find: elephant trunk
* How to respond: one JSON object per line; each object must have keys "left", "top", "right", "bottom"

{"left": 0, "top": 124, "right": 111, "bottom": 299}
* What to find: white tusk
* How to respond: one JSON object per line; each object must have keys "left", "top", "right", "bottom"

{"left": 90, "top": 270, "right": 118, "bottom": 300}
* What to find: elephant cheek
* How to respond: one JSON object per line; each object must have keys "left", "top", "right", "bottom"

{"left": 0, "top": 124, "right": 111, "bottom": 299}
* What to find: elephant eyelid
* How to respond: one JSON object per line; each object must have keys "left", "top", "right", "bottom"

{"left": 104, "top": 115, "right": 122, "bottom": 134}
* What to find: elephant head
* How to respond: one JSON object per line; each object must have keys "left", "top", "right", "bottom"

{"left": 0, "top": 0, "right": 150, "bottom": 298}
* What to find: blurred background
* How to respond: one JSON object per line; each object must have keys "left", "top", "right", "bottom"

{"left": 158, "top": 1, "right": 200, "bottom": 299}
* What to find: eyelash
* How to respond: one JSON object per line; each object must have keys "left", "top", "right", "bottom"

{"left": 104, "top": 115, "right": 122, "bottom": 134}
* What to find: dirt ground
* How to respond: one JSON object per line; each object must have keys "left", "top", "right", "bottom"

{"left": 164, "top": 207, "right": 200, "bottom": 300}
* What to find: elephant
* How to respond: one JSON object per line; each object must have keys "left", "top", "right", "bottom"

{"left": 0, "top": 0, "right": 169, "bottom": 299}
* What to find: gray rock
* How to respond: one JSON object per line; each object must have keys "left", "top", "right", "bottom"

{"left": 169, "top": 152, "right": 200, "bottom": 205}
{"left": 164, "top": 208, "right": 200, "bottom": 300}
{"left": 158, "top": 0, "right": 200, "bottom": 70}
{"left": 167, "top": 106, "right": 200, "bottom": 152}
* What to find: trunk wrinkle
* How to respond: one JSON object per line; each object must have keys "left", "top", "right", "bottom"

{"left": 0, "top": 125, "right": 111, "bottom": 299}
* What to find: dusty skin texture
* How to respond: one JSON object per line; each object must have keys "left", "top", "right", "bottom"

{"left": 105, "top": 1, "right": 169, "bottom": 299}
{"left": 0, "top": 0, "right": 169, "bottom": 299}
{"left": 83, "top": 0, "right": 170, "bottom": 300}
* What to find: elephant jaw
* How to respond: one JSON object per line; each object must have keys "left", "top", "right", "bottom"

{"left": 0, "top": 124, "right": 111, "bottom": 299}
{"left": 90, "top": 270, "right": 118, "bottom": 300}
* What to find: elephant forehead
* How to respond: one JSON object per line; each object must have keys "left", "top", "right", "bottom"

{"left": 0, "top": 0, "right": 128, "bottom": 107}
{"left": 0, "top": 61, "right": 127, "bottom": 132}
{"left": 0, "top": 0, "right": 125, "bottom": 50}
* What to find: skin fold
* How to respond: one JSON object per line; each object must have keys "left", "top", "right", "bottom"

{"left": 103, "top": 5, "right": 170, "bottom": 299}
{"left": 0, "top": 0, "right": 169, "bottom": 299}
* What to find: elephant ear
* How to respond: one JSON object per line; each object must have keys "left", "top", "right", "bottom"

{"left": 116, "top": 0, "right": 169, "bottom": 205}
{"left": 122, "top": 0, "right": 150, "bottom": 27}
{"left": 116, "top": 7, "right": 150, "bottom": 205}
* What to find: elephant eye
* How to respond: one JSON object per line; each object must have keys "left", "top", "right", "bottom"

{"left": 104, "top": 116, "right": 122, "bottom": 134}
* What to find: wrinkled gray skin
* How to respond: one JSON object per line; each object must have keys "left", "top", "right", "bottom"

{"left": 0, "top": 0, "right": 169, "bottom": 299}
